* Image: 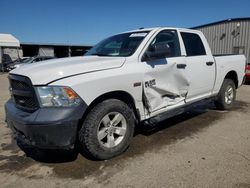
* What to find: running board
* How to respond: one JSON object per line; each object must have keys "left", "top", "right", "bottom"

{"left": 144, "top": 97, "right": 214, "bottom": 126}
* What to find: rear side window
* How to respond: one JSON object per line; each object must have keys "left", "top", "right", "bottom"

{"left": 181, "top": 32, "right": 206, "bottom": 56}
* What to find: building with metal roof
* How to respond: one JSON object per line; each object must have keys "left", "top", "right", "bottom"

{"left": 0, "top": 34, "right": 20, "bottom": 47}
{"left": 0, "top": 33, "right": 21, "bottom": 69}
{"left": 192, "top": 17, "right": 250, "bottom": 64}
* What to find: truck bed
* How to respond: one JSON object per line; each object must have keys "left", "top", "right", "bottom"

{"left": 212, "top": 54, "right": 246, "bottom": 94}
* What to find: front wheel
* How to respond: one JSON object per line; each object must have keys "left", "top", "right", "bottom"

{"left": 78, "top": 99, "right": 135, "bottom": 160}
{"left": 214, "top": 79, "right": 236, "bottom": 110}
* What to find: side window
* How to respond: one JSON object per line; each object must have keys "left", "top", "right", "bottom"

{"left": 149, "top": 30, "right": 181, "bottom": 58}
{"left": 181, "top": 32, "right": 206, "bottom": 56}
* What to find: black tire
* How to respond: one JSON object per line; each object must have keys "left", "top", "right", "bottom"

{"left": 78, "top": 99, "right": 135, "bottom": 160}
{"left": 214, "top": 79, "right": 236, "bottom": 110}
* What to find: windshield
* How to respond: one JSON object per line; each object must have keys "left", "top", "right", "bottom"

{"left": 85, "top": 32, "right": 149, "bottom": 57}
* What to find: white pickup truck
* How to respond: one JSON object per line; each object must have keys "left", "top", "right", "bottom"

{"left": 5, "top": 27, "right": 246, "bottom": 160}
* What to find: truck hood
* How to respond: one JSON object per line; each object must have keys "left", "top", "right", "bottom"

{"left": 11, "top": 56, "right": 126, "bottom": 85}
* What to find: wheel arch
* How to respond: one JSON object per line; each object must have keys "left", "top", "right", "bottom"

{"left": 81, "top": 90, "right": 141, "bottom": 124}
{"left": 224, "top": 70, "right": 238, "bottom": 88}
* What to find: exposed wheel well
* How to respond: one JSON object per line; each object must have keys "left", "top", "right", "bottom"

{"left": 225, "top": 71, "right": 238, "bottom": 88}
{"left": 82, "top": 91, "right": 140, "bottom": 124}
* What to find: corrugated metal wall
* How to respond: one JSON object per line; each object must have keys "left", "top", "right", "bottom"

{"left": 196, "top": 20, "right": 250, "bottom": 64}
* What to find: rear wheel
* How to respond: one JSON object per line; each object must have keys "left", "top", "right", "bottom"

{"left": 78, "top": 99, "right": 135, "bottom": 160}
{"left": 214, "top": 79, "right": 236, "bottom": 110}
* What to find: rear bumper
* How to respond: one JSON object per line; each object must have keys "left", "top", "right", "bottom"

{"left": 5, "top": 99, "right": 87, "bottom": 149}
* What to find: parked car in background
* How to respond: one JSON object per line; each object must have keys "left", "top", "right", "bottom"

{"left": 6, "top": 56, "right": 56, "bottom": 71}
{"left": 7, "top": 57, "right": 30, "bottom": 68}
{"left": 0, "top": 54, "right": 15, "bottom": 72}
{"left": 245, "top": 63, "right": 250, "bottom": 83}
{"left": 0, "top": 62, "right": 9, "bottom": 72}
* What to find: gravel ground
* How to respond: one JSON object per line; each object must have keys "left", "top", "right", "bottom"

{"left": 0, "top": 73, "right": 249, "bottom": 188}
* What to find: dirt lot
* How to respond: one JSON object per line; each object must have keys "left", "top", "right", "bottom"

{"left": 0, "top": 73, "right": 249, "bottom": 188}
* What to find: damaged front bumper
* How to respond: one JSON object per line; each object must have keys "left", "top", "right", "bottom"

{"left": 4, "top": 99, "right": 87, "bottom": 149}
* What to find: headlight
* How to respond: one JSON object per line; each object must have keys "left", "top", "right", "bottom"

{"left": 246, "top": 69, "right": 250, "bottom": 74}
{"left": 36, "top": 86, "right": 81, "bottom": 107}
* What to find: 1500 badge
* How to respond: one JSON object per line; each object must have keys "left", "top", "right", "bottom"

{"left": 145, "top": 79, "right": 156, "bottom": 88}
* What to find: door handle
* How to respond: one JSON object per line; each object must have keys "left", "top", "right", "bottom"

{"left": 206, "top": 61, "right": 214, "bottom": 66}
{"left": 177, "top": 64, "right": 187, "bottom": 69}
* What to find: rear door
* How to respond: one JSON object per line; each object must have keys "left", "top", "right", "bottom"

{"left": 180, "top": 31, "right": 216, "bottom": 102}
{"left": 142, "top": 30, "right": 190, "bottom": 113}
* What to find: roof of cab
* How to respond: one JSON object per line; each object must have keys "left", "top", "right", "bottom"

{"left": 122, "top": 27, "right": 200, "bottom": 34}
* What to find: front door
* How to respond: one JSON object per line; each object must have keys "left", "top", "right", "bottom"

{"left": 142, "top": 30, "right": 190, "bottom": 113}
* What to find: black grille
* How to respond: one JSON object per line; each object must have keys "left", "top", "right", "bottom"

{"left": 13, "top": 95, "right": 38, "bottom": 109}
{"left": 10, "top": 79, "right": 30, "bottom": 91}
{"left": 9, "top": 74, "right": 39, "bottom": 112}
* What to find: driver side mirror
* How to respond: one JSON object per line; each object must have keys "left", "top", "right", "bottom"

{"left": 142, "top": 43, "right": 171, "bottom": 61}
